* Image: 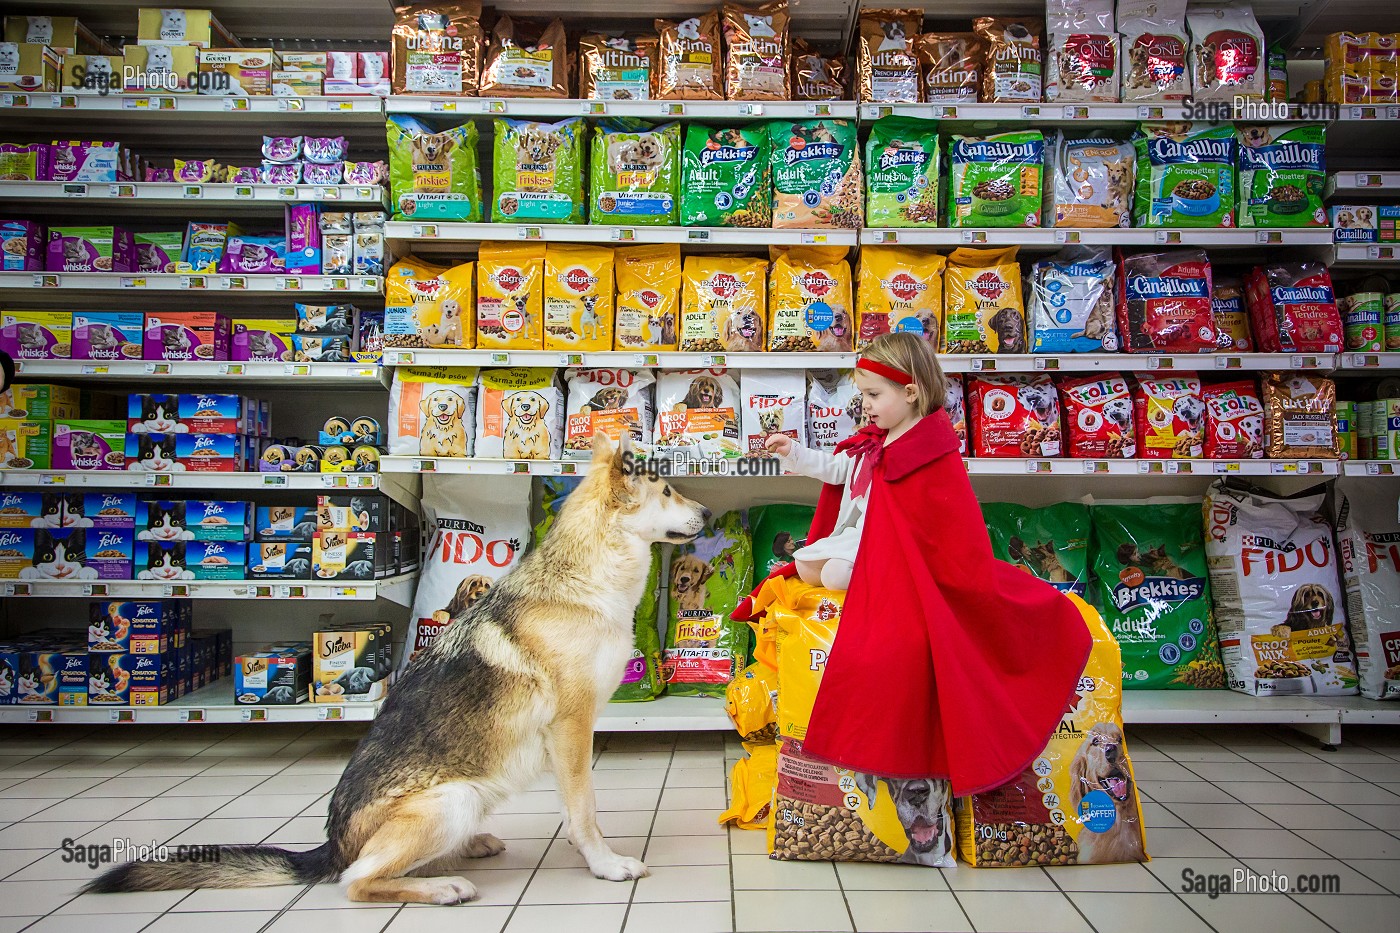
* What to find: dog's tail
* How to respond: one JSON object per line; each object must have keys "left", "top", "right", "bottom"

{"left": 82, "top": 842, "right": 338, "bottom": 893}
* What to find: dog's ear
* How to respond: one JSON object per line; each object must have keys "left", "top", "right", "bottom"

{"left": 538, "top": 396, "right": 550, "bottom": 418}
{"left": 590, "top": 430, "right": 617, "bottom": 466}
{"left": 1068, "top": 743, "right": 1088, "bottom": 811}
{"left": 503, "top": 395, "right": 518, "bottom": 417}
{"left": 452, "top": 394, "right": 465, "bottom": 418}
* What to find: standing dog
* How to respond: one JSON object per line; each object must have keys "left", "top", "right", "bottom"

{"left": 85, "top": 433, "right": 710, "bottom": 903}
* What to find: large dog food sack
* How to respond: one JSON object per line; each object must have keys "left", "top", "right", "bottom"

{"left": 1204, "top": 481, "right": 1359, "bottom": 697}
{"left": 563, "top": 368, "right": 654, "bottom": 458}
{"left": 1261, "top": 374, "right": 1339, "bottom": 460}
{"left": 477, "top": 242, "right": 545, "bottom": 351}
{"left": 975, "top": 15, "right": 1044, "bottom": 103}
{"left": 918, "top": 32, "right": 983, "bottom": 102}
{"left": 473, "top": 368, "right": 564, "bottom": 460}
{"left": 740, "top": 369, "right": 806, "bottom": 458}
{"left": 948, "top": 132, "right": 1044, "bottom": 228}
{"left": 768, "top": 119, "right": 863, "bottom": 230}
{"left": 1202, "top": 380, "right": 1265, "bottom": 459}
{"left": 578, "top": 33, "right": 655, "bottom": 101}
{"left": 680, "top": 124, "right": 771, "bottom": 228}
{"left": 544, "top": 244, "right": 614, "bottom": 351}
{"left": 401, "top": 473, "right": 530, "bottom": 670}
{"left": 944, "top": 247, "right": 1027, "bottom": 354}
{"left": 720, "top": 741, "right": 778, "bottom": 831}
{"left": 681, "top": 255, "right": 767, "bottom": 353}
{"left": 1133, "top": 123, "right": 1237, "bottom": 228}
{"left": 1063, "top": 374, "right": 1138, "bottom": 459}
{"left": 726, "top": 659, "right": 779, "bottom": 744}
{"left": 1116, "top": 249, "right": 1216, "bottom": 354}
{"left": 615, "top": 244, "right": 681, "bottom": 351}
{"left": 492, "top": 117, "right": 586, "bottom": 224}
{"left": 722, "top": 1, "right": 790, "bottom": 101}
{"left": 957, "top": 593, "right": 1149, "bottom": 867}
{"left": 387, "top": 116, "right": 482, "bottom": 222}
{"left": 856, "top": 8, "right": 922, "bottom": 103}
{"left": 767, "top": 246, "right": 853, "bottom": 352}
{"left": 864, "top": 116, "right": 940, "bottom": 227}
{"left": 388, "top": 366, "right": 480, "bottom": 458}
{"left": 1091, "top": 503, "right": 1224, "bottom": 688}
{"left": 983, "top": 501, "right": 1091, "bottom": 597}
{"left": 654, "top": 369, "right": 742, "bottom": 459}
{"left": 750, "top": 502, "right": 815, "bottom": 581}
{"left": 1046, "top": 132, "right": 1134, "bottom": 229}
{"left": 1335, "top": 479, "right": 1400, "bottom": 700}
{"left": 856, "top": 246, "right": 944, "bottom": 349}
{"left": 590, "top": 119, "right": 680, "bottom": 226}
{"left": 391, "top": 2, "right": 483, "bottom": 96}
{"left": 663, "top": 509, "right": 754, "bottom": 698}
{"left": 655, "top": 12, "right": 724, "bottom": 100}
{"left": 807, "top": 369, "right": 862, "bottom": 453}
{"left": 479, "top": 15, "right": 568, "bottom": 98}
{"left": 1237, "top": 125, "right": 1327, "bottom": 227}
{"left": 1244, "top": 263, "right": 1343, "bottom": 354}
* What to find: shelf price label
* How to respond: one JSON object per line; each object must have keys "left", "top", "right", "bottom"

{"left": 1025, "top": 460, "right": 1053, "bottom": 473}
{"left": 1033, "top": 357, "right": 1060, "bottom": 371}
{"left": 1357, "top": 173, "right": 1384, "bottom": 187}
{"left": 84, "top": 583, "right": 108, "bottom": 597}
{"left": 144, "top": 363, "right": 172, "bottom": 375}
{"left": 806, "top": 103, "right": 832, "bottom": 117}
{"left": 33, "top": 274, "right": 59, "bottom": 288}
{"left": 39, "top": 473, "right": 65, "bottom": 485}
{"left": 1, "top": 93, "right": 29, "bottom": 108}
{"left": 110, "top": 184, "right": 136, "bottom": 198}
{"left": 490, "top": 352, "right": 510, "bottom": 365}
{"left": 1021, "top": 105, "right": 1042, "bottom": 118}
{"left": 704, "top": 355, "right": 728, "bottom": 367}
{"left": 183, "top": 185, "right": 202, "bottom": 199}
{"left": 1054, "top": 230, "right": 1081, "bottom": 244}
{"left": 4, "top": 583, "right": 30, "bottom": 596}
{"left": 1367, "top": 246, "right": 1396, "bottom": 261}
{"left": 1146, "top": 356, "right": 1173, "bottom": 370}
{"left": 737, "top": 103, "right": 763, "bottom": 116}
{"left": 412, "top": 224, "right": 438, "bottom": 238}
{"left": 1083, "top": 461, "right": 1109, "bottom": 473}
{"left": 262, "top": 475, "right": 287, "bottom": 487}
{"left": 417, "top": 459, "right": 438, "bottom": 472}
{"left": 318, "top": 707, "right": 345, "bottom": 720}
{"left": 29, "top": 709, "right": 53, "bottom": 723}
{"left": 662, "top": 102, "right": 685, "bottom": 116}
{"left": 278, "top": 97, "right": 306, "bottom": 111}
{"left": 182, "top": 276, "right": 207, "bottom": 289}
{"left": 1215, "top": 356, "right": 1242, "bottom": 369}
{"left": 315, "top": 186, "right": 340, "bottom": 200}
{"left": 119, "top": 277, "right": 146, "bottom": 289}
{"left": 558, "top": 353, "right": 583, "bottom": 366}
{"left": 1062, "top": 106, "right": 1089, "bottom": 120}
{"left": 1255, "top": 230, "right": 1283, "bottom": 244}
{"left": 871, "top": 230, "right": 899, "bottom": 244}
{"left": 81, "top": 364, "right": 109, "bottom": 375}
{"left": 686, "top": 228, "right": 711, "bottom": 241}
{"left": 233, "top": 186, "right": 254, "bottom": 199}
{"left": 1366, "top": 462, "right": 1395, "bottom": 475}
{"left": 1154, "top": 230, "right": 1182, "bottom": 244}
{"left": 241, "top": 708, "right": 268, "bottom": 722}
{"left": 431, "top": 99, "right": 459, "bottom": 112}
{"left": 970, "top": 358, "right": 995, "bottom": 372}
{"left": 62, "top": 183, "right": 87, "bottom": 197}
{"left": 163, "top": 584, "right": 189, "bottom": 597}
{"left": 180, "top": 709, "right": 206, "bottom": 723}
{"left": 110, "top": 709, "right": 136, "bottom": 723}
{"left": 223, "top": 98, "right": 250, "bottom": 111}
{"left": 609, "top": 227, "right": 635, "bottom": 241}
{"left": 1137, "top": 106, "right": 1165, "bottom": 120}
{"left": 960, "top": 230, "right": 988, "bottom": 244}
{"left": 633, "top": 354, "right": 658, "bottom": 367}
{"left": 1213, "top": 462, "right": 1242, "bottom": 474}
{"left": 223, "top": 276, "right": 248, "bottom": 290}
{"left": 277, "top": 277, "right": 303, "bottom": 291}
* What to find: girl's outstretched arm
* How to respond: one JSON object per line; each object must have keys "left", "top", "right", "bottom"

{"left": 779, "top": 442, "right": 851, "bottom": 485}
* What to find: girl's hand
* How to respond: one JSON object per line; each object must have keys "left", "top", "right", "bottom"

{"left": 764, "top": 434, "right": 793, "bottom": 457}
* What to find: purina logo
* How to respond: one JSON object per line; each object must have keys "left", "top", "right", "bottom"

{"left": 491, "top": 267, "right": 525, "bottom": 292}
{"left": 971, "top": 271, "right": 1010, "bottom": 300}
{"left": 883, "top": 273, "right": 926, "bottom": 303}
{"left": 784, "top": 141, "right": 842, "bottom": 165}
{"left": 800, "top": 271, "right": 837, "bottom": 297}
{"left": 560, "top": 267, "right": 597, "bottom": 293}
{"left": 877, "top": 147, "right": 927, "bottom": 171}
{"left": 706, "top": 272, "right": 743, "bottom": 300}
{"left": 700, "top": 144, "right": 756, "bottom": 166}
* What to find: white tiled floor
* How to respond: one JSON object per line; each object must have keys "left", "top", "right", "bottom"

{"left": 0, "top": 723, "right": 1397, "bottom": 932}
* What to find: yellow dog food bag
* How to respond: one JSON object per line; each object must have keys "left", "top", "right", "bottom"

{"left": 682, "top": 255, "right": 767, "bottom": 353}
{"left": 767, "top": 246, "right": 854, "bottom": 353}
{"left": 956, "top": 593, "right": 1149, "bottom": 868}
{"left": 720, "top": 741, "right": 778, "bottom": 831}
{"left": 386, "top": 255, "right": 476, "bottom": 349}
{"left": 944, "top": 246, "right": 1026, "bottom": 354}
{"left": 726, "top": 659, "right": 778, "bottom": 745}
{"left": 856, "top": 246, "right": 946, "bottom": 349}
{"left": 544, "top": 244, "right": 614, "bottom": 352}
{"left": 473, "top": 367, "right": 564, "bottom": 460}
{"left": 477, "top": 242, "right": 545, "bottom": 350}
{"left": 615, "top": 244, "right": 681, "bottom": 351}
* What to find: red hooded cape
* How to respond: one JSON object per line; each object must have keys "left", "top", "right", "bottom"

{"left": 733, "top": 410, "right": 1093, "bottom": 797}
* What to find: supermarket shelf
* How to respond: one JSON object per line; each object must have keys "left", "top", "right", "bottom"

{"left": 0, "top": 92, "right": 384, "bottom": 119}
{"left": 1120, "top": 690, "right": 1347, "bottom": 725}
{"left": 0, "top": 682, "right": 383, "bottom": 725}
{"left": 13, "top": 360, "right": 388, "bottom": 387}
{"left": 1, "top": 573, "right": 418, "bottom": 605}
{"left": 0, "top": 272, "right": 383, "bottom": 295}
{"left": 863, "top": 228, "right": 1335, "bottom": 248}
{"left": 1325, "top": 171, "right": 1400, "bottom": 198}
{"left": 387, "top": 222, "right": 857, "bottom": 248}
{"left": 0, "top": 181, "right": 386, "bottom": 208}
{"left": 1332, "top": 244, "right": 1400, "bottom": 265}
{"left": 0, "top": 470, "right": 383, "bottom": 491}
{"left": 1342, "top": 461, "right": 1400, "bottom": 476}
{"left": 1337, "top": 352, "right": 1400, "bottom": 370}
{"left": 385, "top": 97, "right": 857, "bottom": 121}
{"left": 938, "top": 353, "right": 1334, "bottom": 374}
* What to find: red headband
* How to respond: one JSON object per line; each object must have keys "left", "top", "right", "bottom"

{"left": 856, "top": 357, "right": 913, "bottom": 386}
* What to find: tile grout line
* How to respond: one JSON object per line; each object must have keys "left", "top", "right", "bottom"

{"left": 1034, "top": 863, "right": 1102, "bottom": 933}
{"left": 623, "top": 734, "right": 679, "bottom": 933}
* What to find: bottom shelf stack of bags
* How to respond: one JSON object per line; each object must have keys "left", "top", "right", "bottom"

{"left": 720, "top": 574, "right": 1151, "bottom": 869}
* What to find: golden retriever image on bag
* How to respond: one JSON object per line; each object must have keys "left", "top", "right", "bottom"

{"left": 83, "top": 434, "right": 711, "bottom": 904}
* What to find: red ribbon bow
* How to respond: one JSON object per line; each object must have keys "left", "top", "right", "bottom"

{"left": 836, "top": 425, "right": 888, "bottom": 497}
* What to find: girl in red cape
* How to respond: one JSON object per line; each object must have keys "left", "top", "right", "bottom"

{"left": 736, "top": 334, "right": 1092, "bottom": 797}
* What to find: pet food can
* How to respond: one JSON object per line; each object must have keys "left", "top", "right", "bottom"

{"left": 1385, "top": 294, "right": 1400, "bottom": 350}
{"left": 293, "top": 444, "right": 325, "bottom": 472}
{"left": 349, "top": 445, "right": 381, "bottom": 473}
{"left": 1358, "top": 400, "right": 1375, "bottom": 460}
{"left": 1336, "top": 400, "right": 1356, "bottom": 461}
{"left": 1344, "top": 293, "right": 1385, "bottom": 351}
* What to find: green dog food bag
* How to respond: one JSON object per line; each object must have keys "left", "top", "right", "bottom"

{"left": 681, "top": 123, "right": 772, "bottom": 228}
{"left": 948, "top": 131, "right": 1044, "bottom": 228}
{"left": 492, "top": 117, "right": 587, "bottom": 224}
{"left": 1090, "top": 502, "right": 1225, "bottom": 690}
{"left": 749, "top": 503, "right": 816, "bottom": 584}
{"left": 590, "top": 118, "right": 680, "bottom": 226}
{"left": 982, "top": 501, "right": 1090, "bottom": 598}
{"left": 386, "top": 115, "right": 482, "bottom": 222}
{"left": 768, "top": 118, "right": 863, "bottom": 230}
{"left": 864, "top": 116, "right": 940, "bottom": 228}
{"left": 1236, "top": 124, "right": 1328, "bottom": 228}
{"left": 1133, "top": 123, "right": 1237, "bottom": 228}
{"left": 663, "top": 509, "right": 754, "bottom": 698}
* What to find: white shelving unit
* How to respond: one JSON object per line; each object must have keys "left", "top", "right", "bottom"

{"left": 0, "top": 92, "right": 383, "bottom": 118}
{"left": 862, "top": 228, "right": 1335, "bottom": 248}
{"left": 12, "top": 360, "right": 387, "bottom": 386}
{"left": 388, "top": 222, "right": 857, "bottom": 248}
{"left": 0, "top": 181, "right": 386, "bottom": 208}
{"left": 2, "top": 574, "right": 418, "bottom": 605}
{"left": 0, "top": 272, "right": 383, "bottom": 294}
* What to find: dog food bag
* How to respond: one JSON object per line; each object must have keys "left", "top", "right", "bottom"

{"left": 1047, "top": 132, "right": 1135, "bottom": 228}
{"left": 1335, "top": 480, "right": 1400, "bottom": 700}
{"left": 384, "top": 255, "right": 475, "bottom": 350}
{"left": 479, "top": 15, "right": 568, "bottom": 98}
{"left": 769, "top": 119, "right": 864, "bottom": 230}
{"left": 401, "top": 474, "right": 529, "bottom": 669}
{"left": 590, "top": 119, "right": 680, "bottom": 226}
{"left": 682, "top": 255, "right": 767, "bottom": 353}
{"left": 722, "top": 1, "right": 790, "bottom": 101}
{"left": 1244, "top": 263, "right": 1343, "bottom": 354}
{"left": 654, "top": 369, "right": 742, "bottom": 459}
{"left": 1061, "top": 374, "right": 1137, "bottom": 459}
{"left": 1091, "top": 503, "right": 1224, "bottom": 688}
{"left": 807, "top": 369, "right": 862, "bottom": 454}
{"left": 563, "top": 368, "right": 655, "bottom": 458}
{"left": 388, "top": 366, "right": 479, "bottom": 458}
{"left": 983, "top": 501, "right": 1091, "bottom": 596}
{"left": 1133, "top": 122, "right": 1237, "bottom": 227}
{"left": 1116, "top": 249, "right": 1216, "bottom": 353}
{"left": 1118, "top": 0, "right": 1189, "bottom": 101}
{"left": 387, "top": 116, "right": 482, "bottom": 222}
{"left": 917, "top": 32, "right": 983, "bottom": 102}
{"left": 741, "top": 369, "right": 807, "bottom": 457}
{"left": 944, "top": 247, "right": 1027, "bottom": 354}
{"left": 544, "top": 244, "right": 614, "bottom": 351}
{"left": 474, "top": 367, "right": 564, "bottom": 460}
{"left": 391, "top": 2, "right": 484, "bottom": 96}
{"left": 969, "top": 374, "right": 1062, "bottom": 457}
{"left": 1203, "top": 380, "right": 1266, "bottom": 459}
{"left": 492, "top": 117, "right": 586, "bottom": 224}
{"left": 664, "top": 509, "right": 753, "bottom": 698}
{"left": 948, "top": 131, "right": 1044, "bottom": 228}
{"left": 655, "top": 12, "right": 723, "bottom": 100}
{"left": 477, "top": 241, "right": 545, "bottom": 351}
{"left": 865, "top": 116, "right": 940, "bottom": 227}
{"left": 680, "top": 124, "right": 772, "bottom": 228}
{"left": 1187, "top": 1, "right": 1266, "bottom": 101}
{"left": 750, "top": 502, "right": 816, "bottom": 581}
{"left": 792, "top": 37, "right": 847, "bottom": 101}
{"left": 721, "top": 740, "right": 778, "bottom": 831}
{"left": 1237, "top": 124, "right": 1327, "bottom": 227}
{"left": 1029, "top": 246, "right": 1119, "bottom": 353}
{"left": 1133, "top": 376, "right": 1204, "bottom": 459}
{"left": 1212, "top": 275, "right": 1253, "bottom": 351}
{"left": 857, "top": 8, "right": 922, "bottom": 103}
{"left": 975, "top": 16, "right": 1045, "bottom": 103}
{"left": 578, "top": 34, "right": 655, "bottom": 101}
{"left": 856, "top": 246, "right": 945, "bottom": 349}
{"left": 957, "top": 593, "right": 1149, "bottom": 866}
{"left": 1262, "top": 373, "right": 1339, "bottom": 459}
{"left": 1046, "top": 0, "right": 1120, "bottom": 102}
{"left": 615, "top": 244, "right": 681, "bottom": 351}
{"left": 767, "top": 246, "right": 853, "bottom": 353}
{"left": 1204, "top": 481, "right": 1358, "bottom": 696}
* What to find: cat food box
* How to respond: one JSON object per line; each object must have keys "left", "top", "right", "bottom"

{"left": 175, "top": 433, "right": 246, "bottom": 472}
{"left": 48, "top": 142, "right": 126, "bottom": 184}
{"left": 316, "top": 495, "right": 387, "bottom": 533}
{"left": 1, "top": 220, "right": 44, "bottom": 271}
{"left": 134, "top": 231, "right": 183, "bottom": 273}
{"left": 46, "top": 226, "right": 136, "bottom": 272}
{"left": 0, "top": 491, "right": 132, "bottom": 529}
{"left": 312, "top": 531, "right": 380, "bottom": 580}
{"left": 6, "top": 527, "right": 132, "bottom": 580}
{"left": 89, "top": 651, "right": 171, "bottom": 705}
{"left": 1, "top": 311, "right": 72, "bottom": 360}
{"left": 247, "top": 541, "right": 313, "bottom": 579}
{"left": 231, "top": 319, "right": 295, "bottom": 361}
{"left": 143, "top": 312, "right": 231, "bottom": 361}
{"left": 81, "top": 493, "right": 138, "bottom": 530}
{"left": 198, "top": 48, "right": 280, "bottom": 96}
{"left": 136, "top": 500, "right": 250, "bottom": 542}
{"left": 14, "top": 650, "right": 65, "bottom": 704}
{"left": 122, "top": 44, "right": 200, "bottom": 93}
{"left": 135, "top": 540, "right": 247, "bottom": 581}
{"left": 235, "top": 648, "right": 310, "bottom": 704}
{"left": 0, "top": 418, "right": 53, "bottom": 469}
{"left": 137, "top": 8, "right": 238, "bottom": 48}
{"left": 311, "top": 623, "right": 392, "bottom": 702}
{"left": 125, "top": 432, "right": 182, "bottom": 471}
{"left": 52, "top": 420, "right": 126, "bottom": 471}
{"left": 89, "top": 600, "right": 181, "bottom": 654}
{"left": 255, "top": 506, "right": 316, "bottom": 541}
{"left": 177, "top": 394, "right": 259, "bottom": 435}
{"left": 0, "top": 383, "right": 79, "bottom": 420}
{"left": 0, "top": 530, "right": 39, "bottom": 579}
{"left": 58, "top": 651, "right": 89, "bottom": 705}
{"left": 72, "top": 312, "right": 145, "bottom": 360}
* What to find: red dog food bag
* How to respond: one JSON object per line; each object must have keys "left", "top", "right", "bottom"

{"left": 1116, "top": 248, "right": 1216, "bottom": 353}
{"left": 1203, "top": 380, "right": 1265, "bottom": 459}
{"left": 1060, "top": 374, "right": 1136, "bottom": 458}
{"left": 1133, "top": 375, "right": 1204, "bottom": 459}
{"left": 969, "top": 374, "right": 1062, "bottom": 458}
{"left": 1244, "top": 263, "right": 1343, "bottom": 353}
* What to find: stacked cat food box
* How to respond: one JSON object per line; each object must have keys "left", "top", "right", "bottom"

{"left": 126, "top": 393, "right": 267, "bottom": 474}
{"left": 234, "top": 621, "right": 394, "bottom": 706}
{"left": 0, "top": 491, "right": 137, "bottom": 582}
{"left": 250, "top": 494, "right": 419, "bottom": 582}
{"left": 0, "top": 382, "right": 90, "bottom": 470}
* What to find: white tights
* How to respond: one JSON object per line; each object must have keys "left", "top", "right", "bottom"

{"left": 796, "top": 557, "right": 854, "bottom": 592}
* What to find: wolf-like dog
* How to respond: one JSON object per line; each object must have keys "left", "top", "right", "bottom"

{"left": 85, "top": 433, "right": 710, "bottom": 905}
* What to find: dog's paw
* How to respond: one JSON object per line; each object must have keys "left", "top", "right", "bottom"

{"left": 424, "top": 876, "right": 478, "bottom": 905}
{"left": 589, "top": 853, "right": 649, "bottom": 882}
{"left": 466, "top": 834, "right": 506, "bottom": 859}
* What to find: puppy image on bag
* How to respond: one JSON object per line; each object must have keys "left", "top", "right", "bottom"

{"left": 614, "top": 244, "right": 681, "bottom": 351}
{"left": 475, "top": 368, "right": 564, "bottom": 460}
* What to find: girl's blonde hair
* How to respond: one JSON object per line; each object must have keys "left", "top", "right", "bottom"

{"left": 859, "top": 333, "right": 947, "bottom": 416}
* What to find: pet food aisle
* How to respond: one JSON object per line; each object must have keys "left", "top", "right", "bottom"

{"left": 1, "top": 0, "right": 1399, "bottom": 763}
